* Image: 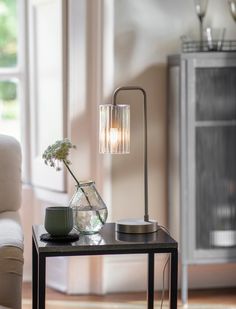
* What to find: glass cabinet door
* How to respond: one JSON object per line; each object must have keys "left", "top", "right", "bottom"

{"left": 196, "top": 126, "right": 236, "bottom": 249}
{"left": 196, "top": 68, "right": 236, "bottom": 121}
{"left": 192, "top": 65, "right": 236, "bottom": 252}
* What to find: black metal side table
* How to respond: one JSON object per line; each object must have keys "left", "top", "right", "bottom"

{"left": 32, "top": 223, "right": 178, "bottom": 309}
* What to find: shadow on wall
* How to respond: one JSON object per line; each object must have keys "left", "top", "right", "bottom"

{"left": 111, "top": 64, "right": 168, "bottom": 225}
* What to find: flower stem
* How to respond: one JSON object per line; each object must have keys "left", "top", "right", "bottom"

{"left": 63, "top": 160, "right": 80, "bottom": 187}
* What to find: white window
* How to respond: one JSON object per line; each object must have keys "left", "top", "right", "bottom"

{"left": 28, "top": 0, "right": 67, "bottom": 194}
{"left": 0, "top": 0, "right": 29, "bottom": 182}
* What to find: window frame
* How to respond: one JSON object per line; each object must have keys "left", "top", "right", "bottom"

{"left": 0, "top": 0, "right": 30, "bottom": 183}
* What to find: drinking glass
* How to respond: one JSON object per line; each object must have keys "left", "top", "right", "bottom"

{"left": 204, "top": 27, "right": 226, "bottom": 51}
{"left": 228, "top": 0, "right": 236, "bottom": 22}
{"left": 194, "top": 0, "right": 209, "bottom": 49}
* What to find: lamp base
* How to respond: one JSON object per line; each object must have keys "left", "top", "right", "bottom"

{"left": 116, "top": 219, "right": 158, "bottom": 234}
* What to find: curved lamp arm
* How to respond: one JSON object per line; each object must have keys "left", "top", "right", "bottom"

{"left": 112, "top": 86, "right": 149, "bottom": 222}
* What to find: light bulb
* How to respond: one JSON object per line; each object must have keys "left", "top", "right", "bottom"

{"left": 109, "top": 128, "right": 119, "bottom": 145}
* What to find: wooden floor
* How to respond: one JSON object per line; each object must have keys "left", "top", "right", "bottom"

{"left": 22, "top": 282, "right": 236, "bottom": 305}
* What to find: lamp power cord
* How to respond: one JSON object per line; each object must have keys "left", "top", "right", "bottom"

{"left": 157, "top": 225, "right": 171, "bottom": 309}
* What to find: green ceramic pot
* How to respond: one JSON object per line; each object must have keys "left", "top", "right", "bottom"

{"left": 44, "top": 206, "right": 73, "bottom": 236}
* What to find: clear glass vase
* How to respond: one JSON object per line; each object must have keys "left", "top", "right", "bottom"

{"left": 69, "top": 181, "right": 108, "bottom": 234}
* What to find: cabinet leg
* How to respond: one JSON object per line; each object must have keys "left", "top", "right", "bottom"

{"left": 181, "top": 263, "right": 188, "bottom": 305}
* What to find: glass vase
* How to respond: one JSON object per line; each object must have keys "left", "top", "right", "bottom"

{"left": 69, "top": 181, "right": 108, "bottom": 234}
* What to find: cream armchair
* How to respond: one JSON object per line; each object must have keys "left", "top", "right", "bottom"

{"left": 0, "top": 135, "right": 24, "bottom": 309}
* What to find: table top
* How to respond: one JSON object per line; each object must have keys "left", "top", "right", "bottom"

{"left": 32, "top": 223, "right": 178, "bottom": 256}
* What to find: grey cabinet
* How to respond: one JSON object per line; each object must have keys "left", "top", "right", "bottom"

{"left": 167, "top": 52, "right": 236, "bottom": 304}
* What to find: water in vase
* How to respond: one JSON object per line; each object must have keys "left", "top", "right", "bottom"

{"left": 72, "top": 206, "right": 108, "bottom": 234}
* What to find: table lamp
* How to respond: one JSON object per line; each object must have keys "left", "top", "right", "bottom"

{"left": 99, "top": 86, "right": 158, "bottom": 234}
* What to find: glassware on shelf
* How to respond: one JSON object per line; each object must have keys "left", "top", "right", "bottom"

{"left": 69, "top": 180, "right": 108, "bottom": 234}
{"left": 204, "top": 27, "right": 226, "bottom": 51}
{"left": 228, "top": 0, "right": 236, "bottom": 22}
{"left": 210, "top": 179, "right": 236, "bottom": 247}
{"left": 210, "top": 203, "right": 236, "bottom": 247}
{"left": 193, "top": 0, "right": 209, "bottom": 49}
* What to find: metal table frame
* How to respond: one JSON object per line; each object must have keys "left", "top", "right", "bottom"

{"left": 32, "top": 223, "right": 178, "bottom": 309}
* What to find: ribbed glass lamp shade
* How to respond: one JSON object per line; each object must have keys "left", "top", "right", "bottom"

{"left": 99, "top": 104, "right": 130, "bottom": 154}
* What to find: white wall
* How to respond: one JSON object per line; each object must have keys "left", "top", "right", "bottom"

{"left": 110, "top": 0, "right": 236, "bottom": 291}
{"left": 112, "top": 0, "right": 236, "bottom": 222}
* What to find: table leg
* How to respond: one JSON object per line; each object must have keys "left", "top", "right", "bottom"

{"left": 32, "top": 237, "right": 38, "bottom": 309}
{"left": 38, "top": 254, "right": 46, "bottom": 309}
{"left": 147, "top": 252, "right": 155, "bottom": 309}
{"left": 169, "top": 248, "right": 178, "bottom": 309}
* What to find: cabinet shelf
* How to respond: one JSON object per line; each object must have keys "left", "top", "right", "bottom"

{"left": 195, "top": 120, "right": 236, "bottom": 127}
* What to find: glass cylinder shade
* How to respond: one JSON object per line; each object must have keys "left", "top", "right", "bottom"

{"left": 99, "top": 104, "right": 130, "bottom": 154}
